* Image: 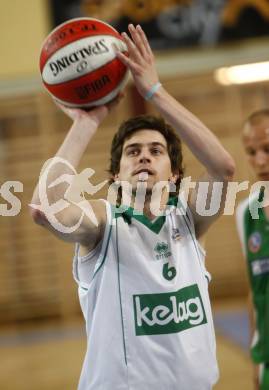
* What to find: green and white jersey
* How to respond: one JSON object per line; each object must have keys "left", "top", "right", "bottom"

{"left": 73, "top": 197, "right": 219, "bottom": 390}
{"left": 236, "top": 193, "right": 269, "bottom": 363}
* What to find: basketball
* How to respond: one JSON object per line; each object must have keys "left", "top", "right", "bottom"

{"left": 39, "top": 17, "right": 129, "bottom": 108}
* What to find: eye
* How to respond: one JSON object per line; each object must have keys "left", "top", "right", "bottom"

{"left": 127, "top": 148, "right": 139, "bottom": 156}
{"left": 263, "top": 146, "right": 269, "bottom": 154}
{"left": 151, "top": 148, "right": 162, "bottom": 155}
{"left": 246, "top": 148, "right": 256, "bottom": 156}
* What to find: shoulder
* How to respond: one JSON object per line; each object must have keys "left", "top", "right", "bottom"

{"left": 169, "top": 194, "right": 195, "bottom": 233}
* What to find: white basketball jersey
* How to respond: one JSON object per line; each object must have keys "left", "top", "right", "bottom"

{"left": 73, "top": 198, "right": 219, "bottom": 390}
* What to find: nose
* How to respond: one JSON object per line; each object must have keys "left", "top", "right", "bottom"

{"left": 139, "top": 148, "right": 151, "bottom": 163}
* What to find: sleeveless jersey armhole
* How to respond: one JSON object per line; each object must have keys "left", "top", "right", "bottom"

{"left": 177, "top": 193, "right": 211, "bottom": 283}
{"left": 72, "top": 199, "right": 112, "bottom": 289}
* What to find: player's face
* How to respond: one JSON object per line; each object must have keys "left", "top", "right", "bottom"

{"left": 117, "top": 129, "right": 177, "bottom": 194}
{"left": 243, "top": 117, "right": 269, "bottom": 181}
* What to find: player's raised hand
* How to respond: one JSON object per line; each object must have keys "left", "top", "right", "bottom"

{"left": 54, "top": 100, "right": 108, "bottom": 124}
{"left": 116, "top": 24, "right": 160, "bottom": 99}
{"left": 54, "top": 92, "right": 124, "bottom": 127}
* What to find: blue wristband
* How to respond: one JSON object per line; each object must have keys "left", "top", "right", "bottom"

{"left": 144, "top": 82, "right": 162, "bottom": 101}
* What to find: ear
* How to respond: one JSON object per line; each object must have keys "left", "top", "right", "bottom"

{"left": 170, "top": 174, "right": 179, "bottom": 184}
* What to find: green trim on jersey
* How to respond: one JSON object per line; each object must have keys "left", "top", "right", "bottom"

{"left": 124, "top": 211, "right": 165, "bottom": 233}
{"left": 116, "top": 218, "right": 128, "bottom": 366}
{"left": 133, "top": 284, "right": 207, "bottom": 336}
{"left": 112, "top": 204, "right": 164, "bottom": 232}
{"left": 243, "top": 194, "right": 269, "bottom": 363}
{"left": 112, "top": 197, "right": 183, "bottom": 234}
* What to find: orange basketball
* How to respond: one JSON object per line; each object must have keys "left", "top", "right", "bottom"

{"left": 40, "top": 18, "right": 128, "bottom": 108}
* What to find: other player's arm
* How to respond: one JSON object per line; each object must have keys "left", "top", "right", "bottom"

{"left": 30, "top": 103, "right": 113, "bottom": 250}
{"left": 116, "top": 24, "right": 235, "bottom": 237}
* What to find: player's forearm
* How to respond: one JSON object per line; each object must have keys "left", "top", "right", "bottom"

{"left": 151, "top": 87, "right": 235, "bottom": 180}
{"left": 55, "top": 116, "right": 97, "bottom": 166}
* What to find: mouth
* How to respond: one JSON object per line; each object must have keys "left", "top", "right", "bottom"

{"left": 133, "top": 168, "right": 154, "bottom": 176}
{"left": 133, "top": 169, "right": 154, "bottom": 182}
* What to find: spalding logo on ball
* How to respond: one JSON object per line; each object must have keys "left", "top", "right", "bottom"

{"left": 40, "top": 18, "right": 129, "bottom": 108}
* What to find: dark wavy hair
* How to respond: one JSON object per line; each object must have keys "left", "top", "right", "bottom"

{"left": 108, "top": 114, "right": 184, "bottom": 194}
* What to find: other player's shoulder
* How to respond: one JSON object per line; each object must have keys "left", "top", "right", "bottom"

{"left": 235, "top": 192, "right": 260, "bottom": 255}
{"left": 236, "top": 191, "right": 259, "bottom": 224}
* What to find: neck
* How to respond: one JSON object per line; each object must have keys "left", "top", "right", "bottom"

{"left": 128, "top": 189, "right": 169, "bottom": 220}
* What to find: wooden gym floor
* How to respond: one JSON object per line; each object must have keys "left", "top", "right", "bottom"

{"left": 0, "top": 299, "right": 252, "bottom": 390}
